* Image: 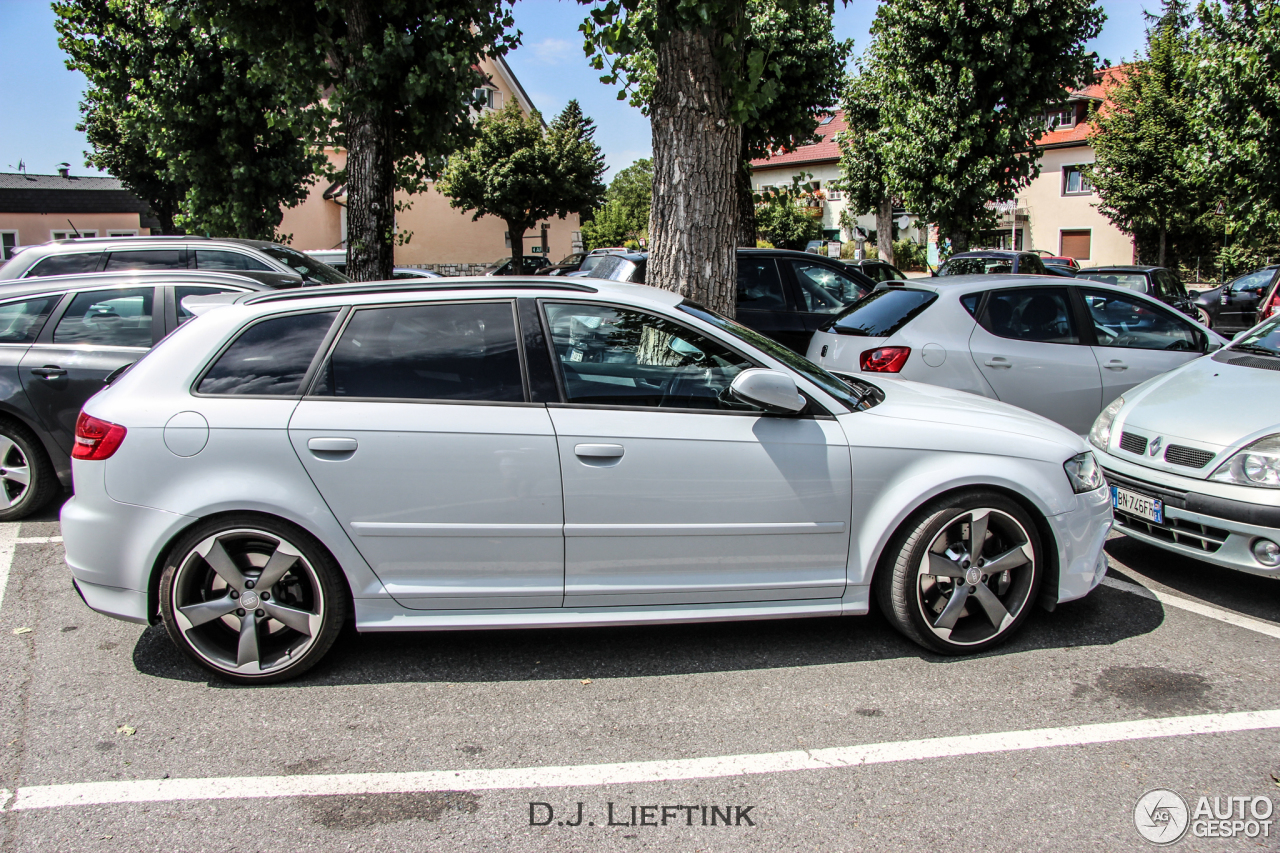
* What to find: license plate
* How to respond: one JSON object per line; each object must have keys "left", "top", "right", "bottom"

{"left": 1112, "top": 486, "right": 1163, "bottom": 523}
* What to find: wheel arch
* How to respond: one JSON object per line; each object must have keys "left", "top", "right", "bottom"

{"left": 0, "top": 403, "right": 67, "bottom": 486}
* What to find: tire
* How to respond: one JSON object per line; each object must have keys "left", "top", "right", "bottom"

{"left": 0, "top": 418, "right": 57, "bottom": 521}
{"left": 1196, "top": 307, "right": 1213, "bottom": 329}
{"left": 874, "top": 491, "right": 1044, "bottom": 655}
{"left": 159, "top": 514, "right": 348, "bottom": 684}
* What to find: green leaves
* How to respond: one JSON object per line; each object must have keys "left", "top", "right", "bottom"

{"left": 582, "top": 158, "right": 652, "bottom": 248}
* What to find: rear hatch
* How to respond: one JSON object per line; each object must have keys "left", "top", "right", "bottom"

{"left": 809, "top": 286, "right": 938, "bottom": 373}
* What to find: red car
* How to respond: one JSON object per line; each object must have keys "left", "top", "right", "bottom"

{"left": 1041, "top": 256, "right": 1080, "bottom": 269}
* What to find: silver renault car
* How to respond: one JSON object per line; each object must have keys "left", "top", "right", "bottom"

{"left": 62, "top": 278, "right": 1112, "bottom": 682}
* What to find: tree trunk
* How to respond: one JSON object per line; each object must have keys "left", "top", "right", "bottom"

{"left": 949, "top": 226, "right": 968, "bottom": 255}
{"left": 342, "top": 0, "right": 395, "bottom": 282}
{"left": 1157, "top": 226, "right": 1167, "bottom": 267}
{"left": 507, "top": 221, "right": 526, "bottom": 274}
{"left": 876, "top": 197, "right": 893, "bottom": 266}
{"left": 735, "top": 143, "right": 757, "bottom": 248}
{"left": 648, "top": 18, "right": 742, "bottom": 317}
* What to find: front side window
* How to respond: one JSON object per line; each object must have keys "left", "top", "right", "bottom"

{"left": 789, "top": 260, "right": 868, "bottom": 313}
{"left": 978, "top": 287, "right": 1079, "bottom": 344}
{"left": 26, "top": 253, "right": 101, "bottom": 278}
{"left": 103, "top": 249, "right": 183, "bottom": 271}
{"left": 1076, "top": 272, "right": 1149, "bottom": 293}
{"left": 737, "top": 258, "right": 787, "bottom": 310}
{"left": 53, "top": 287, "right": 154, "bottom": 348}
{"left": 198, "top": 311, "right": 337, "bottom": 395}
{"left": 195, "top": 250, "right": 273, "bottom": 272}
{"left": 257, "top": 245, "right": 349, "bottom": 284}
{"left": 1082, "top": 289, "right": 1198, "bottom": 351}
{"left": 0, "top": 297, "right": 56, "bottom": 344}
{"left": 1230, "top": 270, "right": 1272, "bottom": 294}
{"left": 828, "top": 288, "right": 937, "bottom": 337}
{"left": 544, "top": 303, "right": 757, "bottom": 411}
{"left": 939, "top": 257, "right": 1014, "bottom": 276}
{"left": 311, "top": 302, "right": 524, "bottom": 402}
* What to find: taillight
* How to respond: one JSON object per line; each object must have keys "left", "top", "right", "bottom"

{"left": 860, "top": 346, "right": 911, "bottom": 373}
{"left": 1265, "top": 291, "right": 1280, "bottom": 321}
{"left": 73, "top": 412, "right": 127, "bottom": 460}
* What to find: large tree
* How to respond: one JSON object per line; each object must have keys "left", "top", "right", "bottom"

{"left": 439, "top": 101, "right": 606, "bottom": 273}
{"left": 198, "top": 0, "right": 519, "bottom": 280}
{"left": 581, "top": 158, "right": 653, "bottom": 249}
{"left": 55, "top": 0, "right": 321, "bottom": 238}
{"left": 868, "top": 0, "right": 1104, "bottom": 252}
{"left": 837, "top": 62, "right": 894, "bottom": 265}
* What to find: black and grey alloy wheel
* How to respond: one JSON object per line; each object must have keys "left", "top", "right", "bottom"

{"left": 160, "top": 517, "right": 346, "bottom": 683}
{"left": 877, "top": 493, "right": 1043, "bottom": 654}
{"left": 0, "top": 419, "right": 56, "bottom": 521}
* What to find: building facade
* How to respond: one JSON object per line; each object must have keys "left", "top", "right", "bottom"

{"left": 0, "top": 169, "right": 156, "bottom": 261}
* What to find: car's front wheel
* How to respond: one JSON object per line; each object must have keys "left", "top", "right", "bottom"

{"left": 875, "top": 492, "right": 1044, "bottom": 654}
{"left": 159, "top": 515, "right": 347, "bottom": 684}
{"left": 1196, "top": 306, "right": 1213, "bottom": 328}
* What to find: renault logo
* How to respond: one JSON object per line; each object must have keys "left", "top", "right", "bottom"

{"left": 1149, "top": 436, "right": 1163, "bottom": 457}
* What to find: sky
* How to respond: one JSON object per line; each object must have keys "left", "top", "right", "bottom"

{"left": 0, "top": 0, "right": 1153, "bottom": 182}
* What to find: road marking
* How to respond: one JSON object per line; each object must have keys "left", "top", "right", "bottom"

{"left": 14, "top": 536, "right": 61, "bottom": 544}
{"left": 0, "top": 524, "right": 16, "bottom": 613}
{"left": 7, "top": 709, "right": 1280, "bottom": 811}
{"left": 1102, "top": 576, "right": 1280, "bottom": 640}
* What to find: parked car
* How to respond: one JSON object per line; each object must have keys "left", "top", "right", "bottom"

{"left": 1090, "top": 313, "right": 1280, "bottom": 577}
{"left": 482, "top": 256, "right": 552, "bottom": 276}
{"left": 843, "top": 258, "right": 909, "bottom": 283}
{"left": 537, "top": 252, "right": 590, "bottom": 276}
{"left": 302, "top": 250, "right": 443, "bottom": 280}
{"left": 936, "top": 250, "right": 1049, "bottom": 277}
{"left": 1259, "top": 275, "right": 1280, "bottom": 326}
{"left": 566, "top": 251, "right": 648, "bottom": 284}
{"left": 0, "top": 270, "right": 268, "bottom": 519}
{"left": 62, "top": 276, "right": 1111, "bottom": 682}
{"left": 1075, "top": 265, "right": 1202, "bottom": 325}
{"left": 0, "top": 236, "right": 349, "bottom": 288}
{"left": 807, "top": 275, "right": 1228, "bottom": 435}
{"left": 1042, "top": 264, "right": 1078, "bottom": 278}
{"left": 1191, "top": 265, "right": 1280, "bottom": 332}
{"left": 1042, "top": 256, "right": 1080, "bottom": 270}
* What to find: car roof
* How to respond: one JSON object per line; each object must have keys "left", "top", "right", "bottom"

{"left": 1077, "top": 265, "right": 1160, "bottom": 273}
{"left": 946, "top": 250, "right": 1023, "bottom": 259}
{"left": 0, "top": 269, "right": 268, "bottom": 300}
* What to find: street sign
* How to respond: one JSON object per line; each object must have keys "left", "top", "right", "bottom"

{"left": 1215, "top": 200, "right": 1226, "bottom": 216}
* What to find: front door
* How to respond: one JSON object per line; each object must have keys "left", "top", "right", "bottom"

{"left": 1219, "top": 270, "right": 1274, "bottom": 330}
{"left": 785, "top": 258, "right": 871, "bottom": 351}
{"left": 20, "top": 286, "right": 159, "bottom": 453}
{"left": 288, "top": 300, "right": 564, "bottom": 609}
{"left": 541, "top": 301, "right": 852, "bottom": 606}
{"left": 735, "top": 256, "right": 806, "bottom": 350}
{"left": 1080, "top": 287, "right": 1206, "bottom": 406}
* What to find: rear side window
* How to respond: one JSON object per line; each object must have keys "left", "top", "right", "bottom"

{"left": 198, "top": 311, "right": 337, "bottom": 395}
{"left": 53, "top": 287, "right": 154, "bottom": 348}
{"left": 0, "top": 297, "right": 57, "bottom": 344}
{"left": 737, "top": 258, "right": 787, "bottom": 310}
{"left": 26, "top": 253, "right": 101, "bottom": 277}
{"left": 978, "top": 287, "right": 1079, "bottom": 344}
{"left": 1077, "top": 272, "right": 1148, "bottom": 293}
{"left": 828, "top": 288, "right": 937, "bottom": 337}
{"left": 195, "top": 250, "right": 272, "bottom": 272}
{"left": 311, "top": 302, "right": 524, "bottom": 402}
{"left": 940, "top": 257, "right": 1013, "bottom": 276}
{"left": 103, "top": 250, "right": 184, "bottom": 271}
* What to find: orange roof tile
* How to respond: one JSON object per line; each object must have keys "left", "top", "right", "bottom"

{"left": 749, "top": 110, "right": 846, "bottom": 169}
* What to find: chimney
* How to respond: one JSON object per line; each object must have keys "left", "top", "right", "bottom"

{"left": 57, "top": 163, "right": 70, "bottom": 178}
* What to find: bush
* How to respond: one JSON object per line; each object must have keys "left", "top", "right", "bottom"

{"left": 893, "top": 239, "right": 928, "bottom": 271}
{"left": 756, "top": 199, "right": 823, "bottom": 250}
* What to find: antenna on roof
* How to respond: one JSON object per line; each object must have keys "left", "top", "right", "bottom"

{"left": 7, "top": 160, "right": 25, "bottom": 174}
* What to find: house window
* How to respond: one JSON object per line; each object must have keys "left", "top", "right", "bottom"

{"left": 1063, "top": 165, "right": 1093, "bottom": 196}
{"left": 1046, "top": 105, "right": 1075, "bottom": 130}
{"left": 473, "top": 88, "right": 500, "bottom": 110}
{"left": 50, "top": 230, "right": 97, "bottom": 241}
{"left": 1060, "top": 229, "right": 1092, "bottom": 260}
{"left": 0, "top": 232, "right": 16, "bottom": 261}
{"left": 107, "top": 230, "right": 138, "bottom": 237}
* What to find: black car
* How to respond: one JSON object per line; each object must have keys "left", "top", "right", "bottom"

{"left": 936, "top": 250, "right": 1050, "bottom": 276}
{"left": 482, "top": 256, "right": 552, "bottom": 276}
{"left": 567, "top": 251, "right": 648, "bottom": 284}
{"left": 1193, "top": 265, "right": 1280, "bottom": 332}
{"left": 1042, "top": 263, "right": 1078, "bottom": 277}
{"left": 0, "top": 270, "right": 268, "bottom": 519}
{"left": 1075, "top": 265, "right": 1202, "bottom": 324}
{"left": 842, "top": 258, "right": 909, "bottom": 283}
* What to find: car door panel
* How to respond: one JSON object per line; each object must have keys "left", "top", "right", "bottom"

{"left": 1080, "top": 287, "right": 1205, "bottom": 405}
{"left": 736, "top": 257, "right": 805, "bottom": 349}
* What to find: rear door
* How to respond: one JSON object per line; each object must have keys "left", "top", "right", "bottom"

{"left": 967, "top": 286, "right": 1102, "bottom": 433}
{"left": 735, "top": 256, "right": 806, "bottom": 350}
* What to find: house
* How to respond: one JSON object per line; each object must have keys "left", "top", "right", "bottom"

{"left": 278, "top": 56, "right": 581, "bottom": 275}
{"left": 0, "top": 166, "right": 157, "bottom": 261}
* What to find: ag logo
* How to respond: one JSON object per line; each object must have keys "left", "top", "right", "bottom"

{"left": 1134, "top": 789, "right": 1189, "bottom": 845}
{"left": 1149, "top": 436, "right": 1164, "bottom": 457}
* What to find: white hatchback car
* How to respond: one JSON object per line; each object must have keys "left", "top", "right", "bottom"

{"left": 62, "top": 279, "right": 1112, "bottom": 682}
{"left": 807, "top": 276, "right": 1228, "bottom": 434}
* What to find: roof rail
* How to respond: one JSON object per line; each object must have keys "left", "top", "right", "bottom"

{"left": 243, "top": 279, "right": 600, "bottom": 305}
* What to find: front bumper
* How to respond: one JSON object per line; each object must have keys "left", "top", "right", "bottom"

{"left": 1100, "top": 454, "right": 1280, "bottom": 578}
{"left": 1048, "top": 483, "right": 1113, "bottom": 603}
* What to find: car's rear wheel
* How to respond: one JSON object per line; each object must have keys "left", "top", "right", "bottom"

{"left": 875, "top": 492, "right": 1043, "bottom": 655}
{"left": 0, "top": 419, "right": 57, "bottom": 521}
{"left": 159, "top": 516, "right": 347, "bottom": 684}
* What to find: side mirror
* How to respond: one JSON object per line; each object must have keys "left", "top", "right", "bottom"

{"left": 729, "top": 369, "right": 806, "bottom": 414}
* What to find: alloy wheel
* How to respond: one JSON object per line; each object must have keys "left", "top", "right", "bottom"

{"left": 0, "top": 435, "right": 31, "bottom": 509}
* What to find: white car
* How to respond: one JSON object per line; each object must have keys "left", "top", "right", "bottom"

{"left": 807, "top": 276, "right": 1229, "bottom": 434}
{"left": 1090, "top": 314, "right": 1280, "bottom": 576}
{"left": 302, "top": 249, "right": 442, "bottom": 279}
{"left": 61, "top": 278, "right": 1112, "bottom": 682}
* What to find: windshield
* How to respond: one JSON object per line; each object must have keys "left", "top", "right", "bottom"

{"left": 1230, "top": 315, "right": 1280, "bottom": 357}
{"left": 939, "top": 257, "right": 1015, "bottom": 276}
{"left": 679, "top": 302, "right": 861, "bottom": 411}
{"left": 827, "top": 288, "right": 938, "bottom": 337}
{"left": 259, "top": 245, "right": 350, "bottom": 284}
{"left": 1076, "top": 272, "right": 1149, "bottom": 292}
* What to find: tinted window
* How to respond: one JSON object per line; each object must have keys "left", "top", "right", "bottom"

{"left": 1156, "top": 270, "right": 1187, "bottom": 299}
{"left": 829, "top": 288, "right": 938, "bottom": 337}
{"left": 737, "top": 258, "right": 787, "bottom": 310}
{"left": 312, "top": 302, "right": 523, "bottom": 402}
{"left": 53, "top": 288, "right": 154, "bottom": 347}
{"left": 198, "top": 311, "right": 337, "bottom": 395}
{"left": 544, "top": 303, "right": 756, "bottom": 410}
{"left": 961, "top": 293, "right": 981, "bottom": 317}
{"left": 1019, "top": 255, "right": 1047, "bottom": 275}
{"left": 257, "top": 245, "right": 349, "bottom": 284}
{"left": 103, "top": 250, "right": 184, "bottom": 271}
{"left": 979, "top": 288, "right": 1078, "bottom": 344}
{"left": 176, "top": 285, "right": 245, "bottom": 324}
{"left": 789, "top": 260, "right": 868, "bottom": 313}
{"left": 1082, "top": 289, "right": 1198, "bottom": 351}
{"left": 26, "top": 253, "right": 101, "bottom": 277}
{"left": 195, "top": 250, "right": 272, "bottom": 272}
{"left": 939, "top": 257, "right": 1015, "bottom": 276}
{"left": 1077, "top": 272, "right": 1149, "bottom": 293}
{"left": 0, "top": 297, "right": 56, "bottom": 344}
{"left": 1230, "top": 270, "right": 1273, "bottom": 293}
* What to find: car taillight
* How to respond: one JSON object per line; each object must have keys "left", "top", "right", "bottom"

{"left": 1265, "top": 291, "right": 1280, "bottom": 321}
{"left": 73, "top": 412, "right": 127, "bottom": 460}
{"left": 860, "top": 346, "right": 911, "bottom": 373}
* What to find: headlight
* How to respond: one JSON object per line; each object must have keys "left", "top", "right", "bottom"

{"left": 1089, "top": 396, "right": 1125, "bottom": 452}
{"left": 1064, "top": 451, "right": 1106, "bottom": 493}
{"left": 1209, "top": 435, "right": 1280, "bottom": 488}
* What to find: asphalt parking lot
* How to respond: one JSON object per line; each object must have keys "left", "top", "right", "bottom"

{"left": 2, "top": 497, "right": 1279, "bottom": 852}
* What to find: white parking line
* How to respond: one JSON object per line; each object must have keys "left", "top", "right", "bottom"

{"left": 1102, "top": 576, "right": 1280, "bottom": 641}
{"left": 14, "top": 536, "right": 61, "bottom": 544}
{"left": 6, "top": 709, "right": 1280, "bottom": 811}
{"left": 0, "top": 524, "right": 16, "bottom": 613}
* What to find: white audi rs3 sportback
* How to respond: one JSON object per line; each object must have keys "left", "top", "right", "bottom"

{"left": 62, "top": 278, "right": 1112, "bottom": 682}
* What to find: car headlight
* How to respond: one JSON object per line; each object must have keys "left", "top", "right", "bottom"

{"left": 1209, "top": 434, "right": 1280, "bottom": 488}
{"left": 1064, "top": 451, "right": 1106, "bottom": 493}
{"left": 1089, "top": 396, "right": 1125, "bottom": 452}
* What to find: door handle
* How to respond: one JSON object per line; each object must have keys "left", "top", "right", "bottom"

{"left": 983, "top": 358, "right": 1012, "bottom": 369}
{"left": 307, "top": 437, "right": 358, "bottom": 453}
{"left": 30, "top": 366, "right": 67, "bottom": 379}
{"left": 574, "top": 443, "right": 624, "bottom": 458}
{"left": 1104, "top": 360, "right": 1128, "bottom": 370}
